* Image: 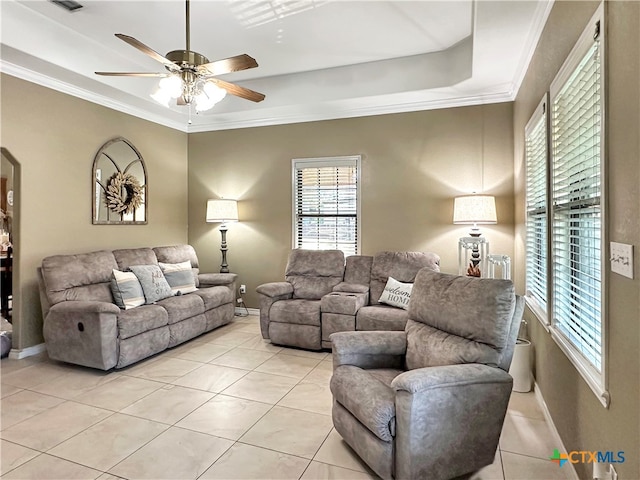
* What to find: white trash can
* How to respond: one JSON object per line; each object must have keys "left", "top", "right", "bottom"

{"left": 509, "top": 338, "right": 532, "bottom": 392}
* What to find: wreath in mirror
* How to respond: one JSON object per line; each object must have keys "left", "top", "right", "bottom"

{"left": 105, "top": 172, "right": 144, "bottom": 215}
{"left": 92, "top": 137, "right": 147, "bottom": 225}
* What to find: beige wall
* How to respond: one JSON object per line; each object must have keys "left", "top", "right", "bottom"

{"left": 188, "top": 103, "right": 515, "bottom": 308}
{"left": 513, "top": 2, "right": 640, "bottom": 479}
{"left": 0, "top": 74, "right": 189, "bottom": 351}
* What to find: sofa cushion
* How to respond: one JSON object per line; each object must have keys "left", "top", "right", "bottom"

{"left": 154, "top": 245, "right": 201, "bottom": 288}
{"left": 405, "top": 320, "right": 502, "bottom": 370}
{"left": 405, "top": 270, "right": 516, "bottom": 370}
{"left": 156, "top": 293, "right": 205, "bottom": 324}
{"left": 193, "top": 285, "right": 234, "bottom": 310}
{"left": 356, "top": 305, "right": 408, "bottom": 331}
{"left": 41, "top": 250, "right": 118, "bottom": 306}
{"left": 331, "top": 365, "right": 396, "bottom": 442}
{"left": 343, "top": 255, "right": 373, "bottom": 286}
{"left": 271, "top": 299, "right": 321, "bottom": 326}
{"left": 408, "top": 271, "right": 515, "bottom": 349}
{"left": 117, "top": 305, "right": 169, "bottom": 339}
{"left": 285, "top": 249, "right": 345, "bottom": 300}
{"left": 110, "top": 269, "right": 145, "bottom": 310}
{"left": 129, "top": 265, "right": 174, "bottom": 304}
{"left": 113, "top": 248, "right": 158, "bottom": 270}
{"left": 378, "top": 277, "right": 413, "bottom": 310}
{"left": 370, "top": 251, "right": 440, "bottom": 305}
{"left": 159, "top": 261, "right": 197, "bottom": 294}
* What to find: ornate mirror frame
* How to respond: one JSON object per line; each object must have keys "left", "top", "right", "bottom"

{"left": 92, "top": 137, "right": 148, "bottom": 225}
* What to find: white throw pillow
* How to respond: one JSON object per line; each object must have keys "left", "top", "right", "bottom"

{"left": 159, "top": 260, "right": 197, "bottom": 294}
{"left": 378, "top": 276, "right": 413, "bottom": 310}
{"left": 110, "top": 269, "right": 145, "bottom": 310}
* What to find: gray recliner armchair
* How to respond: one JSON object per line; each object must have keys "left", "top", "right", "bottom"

{"left": 330, "top": 269, "right": 525, "bottom": 480}
{"left": 256, "top": 249, "right": 345, "bottom": 350}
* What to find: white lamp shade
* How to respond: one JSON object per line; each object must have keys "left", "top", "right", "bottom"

{"left": 453, "top": 195, "right": 497, "bottom": 224}
{"left": 206, "top": 199, "right": 239, "bottom": 223}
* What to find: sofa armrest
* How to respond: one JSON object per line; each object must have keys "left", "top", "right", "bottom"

{"left": 256, "top": 282, "right": 293, "bottom": 298}
{"left": 198, "top": 273, "right": 238, "bottom": 287}
{"left": 332, "top": 282, "right": 370, "bottom": 294}
{"left": 255, "top": 282, "right": 294, "bottom": 340}
{"left": 391, "top": 363, "right": 512, "bottom": 394}
{"left": 331, "top": 331, "right": 407, "bottom": 369}
{"left": 321, "top": 291, "right": 368, "bottom": 316}
{"left": 391, "top": 363, "right": 512, "bottom": 480}
{"left": 43, "top": 301, "right": 121, "bottom": 370}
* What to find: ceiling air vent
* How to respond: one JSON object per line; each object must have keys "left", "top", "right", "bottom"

{"left": 50, "top": 0, "right": 83, "bottom": 12}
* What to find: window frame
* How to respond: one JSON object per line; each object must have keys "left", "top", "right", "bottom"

{"left": 547, "top": 3, "right": 608, "bottom": 407}
{"left": 291, "top": 155, "right": 361, "bottom": 256}
{"left": 524, "top": 94, "right": 551, "bottom": 327}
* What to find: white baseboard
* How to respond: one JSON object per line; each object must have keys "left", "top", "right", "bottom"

{"left": 8, "top": 343, "right": 47, "bottom": 359}
{"left": 533, "top": 382, "right": 580, "bottom": 480}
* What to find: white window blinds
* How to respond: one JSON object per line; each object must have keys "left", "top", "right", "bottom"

{"left": 525, "top": 97, "right": 549, "bottom": 316}
{"left": 293, "top": 156, "right": 360, "bottom": 256}
{"left": 551, "top": 35, "right": 603, "bottom": 371}
{"left": 549, "top": 5, "right": 605, "bottom": 406}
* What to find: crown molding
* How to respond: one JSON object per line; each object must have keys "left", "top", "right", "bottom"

{"left": 509, "top": 0, "right": 555, "bottom": 99}
{"left": 0, "top": 60, "right": 189, "bottom": 132}
{"left": 186, "top": 89, "right": 515, "bottom": 133}
{"left": 3, "top": 56, "right": 515, "bottom": 133}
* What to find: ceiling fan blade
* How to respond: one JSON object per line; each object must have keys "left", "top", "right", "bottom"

{"left": 95, "top": 72, "right": 169, "bottom": 77}
{"left": 199, "top": 54, "right": 258, "bottom": 76}
{"left": 176, "top": 96, "right": 187, "bottom": 106}
{"left": 210, "top": 78, "right": 265, "bottom": 103}
{"left": 115, "top": 34, "right": 179, "bottom": 71}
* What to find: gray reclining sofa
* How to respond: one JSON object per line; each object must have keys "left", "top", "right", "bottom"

{"left": 38, "top": 245, "right": 236, "bottom": 370}
{"left": 256, "top": 250, "right": 441, "bottom": 350}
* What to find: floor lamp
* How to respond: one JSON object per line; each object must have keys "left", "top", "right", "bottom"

{"left": 206, "top": 199, "right": 238, "bottom": 273}
{"left": 453, "top": 195, "right": 497, "bottom": 277}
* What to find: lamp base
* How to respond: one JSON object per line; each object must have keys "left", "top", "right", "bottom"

{"left": 458, "top": 236, "right": 489, "bottom": 278}
{"left": 219, "top": 224, "right": 229, "bottom": 273}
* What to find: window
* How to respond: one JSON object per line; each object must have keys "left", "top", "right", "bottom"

{"left": 525, "top": 96, "right": 549, "bottom": 320}
{"left": 525, "top": 5, "right": 607, "bottom": 407}
{"left": 292, "top": 156, "right": 360, "bottom": 256}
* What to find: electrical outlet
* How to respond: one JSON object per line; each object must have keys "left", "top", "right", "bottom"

{"left": 239, "top": 284, "right": 246, "bottom": 294}
{"left": 609, "top": 464, "right": 618, "bottom": 480}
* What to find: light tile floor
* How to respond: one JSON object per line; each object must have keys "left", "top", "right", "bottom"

{"left": 1, "top": 315, "right": 573, "bottom": 480}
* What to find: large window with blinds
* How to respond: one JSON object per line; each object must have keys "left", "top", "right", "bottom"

{"left": 292, "top": 156, "right": 360, "bottom": 256}
{"left": 525, "top": 96, "right": 549, "bottom": 319}
{"left": 551, "top": 21, "right": 604, "bottom": 385}
{"left": 525, "top": 5, "right": 606, "bottom": 406}
{"left": 550, "top": 5, "right": 606, "bottom": 405}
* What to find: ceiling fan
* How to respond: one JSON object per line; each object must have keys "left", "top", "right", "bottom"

{"left": 96, "top": 0, "right": 265, "bottom": 113}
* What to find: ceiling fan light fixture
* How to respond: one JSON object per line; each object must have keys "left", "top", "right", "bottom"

{"left": 150, "top": 87, "right": 172, "bottom": 107}
{"left": 151, "top": 75, "right": 188, "bottom": 108}
{"left": 97, "top": 0, "right": 264, "bottom": 117}
{"left": 195, "top": 82, "right": 227, "bottom": 112}
{"left": 159, "top": 75, "right": 184, "bottom": 98}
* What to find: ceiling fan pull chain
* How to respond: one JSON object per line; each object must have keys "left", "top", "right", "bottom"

{"left": 188, "top": 103, "right": 193, "bottom": 125}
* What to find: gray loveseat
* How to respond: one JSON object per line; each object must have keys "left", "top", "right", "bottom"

{"left": 38, "top": 245, "right": 236, "bottom": 370}
{"left": 256, "top": 250, "right": 440, "bottom": 350}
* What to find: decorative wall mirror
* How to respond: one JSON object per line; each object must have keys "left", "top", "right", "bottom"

{"left": 92, "top": 137, "right": 147, "bottom": 224}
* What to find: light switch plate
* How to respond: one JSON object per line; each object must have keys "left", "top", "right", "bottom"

{"left": 610, "top": 242, "right": 634, "bottom": 279}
